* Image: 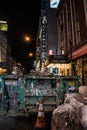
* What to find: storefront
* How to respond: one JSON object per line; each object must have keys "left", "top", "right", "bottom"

{"left": 46, "top": 55, "right": 72, "bottom": 76}
{"left": 71, "top": 44, "right": 87, "bottom": 85}
{"left": 46, "top": 63, "right": 71, "bottom": 76}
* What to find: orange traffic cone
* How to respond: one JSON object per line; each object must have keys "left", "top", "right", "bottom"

{"left": 34, "top": 99, "right": 47, "bottom": 130}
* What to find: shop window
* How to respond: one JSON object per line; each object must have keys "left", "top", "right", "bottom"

{"left": 74, "top": 0, "right": 81, "bottom": 43}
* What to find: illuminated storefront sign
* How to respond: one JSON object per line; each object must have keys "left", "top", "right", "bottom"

{"left": 68, "top": 44, "right": 87, "bottom": 60}
{"left": 0, "top": 20, "right": 8, "bottom": 31}
{"left": 49, "top": 50, "right": 53, "bottom": 55}
{"left": 50, "top": 0, "right": 60, "bottom": 8}
{"left": 72, "top": 44, "right": 87, "bottom": 59}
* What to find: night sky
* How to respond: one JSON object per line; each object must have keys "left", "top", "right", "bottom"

{"left": 0, "top": 1, "right": 41, "bottom": 73}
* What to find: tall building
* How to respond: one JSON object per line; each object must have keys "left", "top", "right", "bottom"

{"left": 56, "top": 0, "right": 87, "bottom": 85}
{"left": 0, "top": 31, "right": 7, "bottom": 73}
{"left": 36, "top": 0, "right": 58, "bottom": 72}
{"left": 0, "top": 20, "right": 15, "bottom": 74}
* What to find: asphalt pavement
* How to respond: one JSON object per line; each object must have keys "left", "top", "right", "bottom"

{"left": 0, "top": 113, "right": 51, "bottom": 130}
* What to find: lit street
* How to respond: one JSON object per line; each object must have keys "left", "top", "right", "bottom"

{"left": 0, "top": 0, "right": 87, "bottom": 130}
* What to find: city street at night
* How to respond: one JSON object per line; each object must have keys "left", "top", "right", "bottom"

{"left": 0, "top": 0, "right": 87, "bottom": 130}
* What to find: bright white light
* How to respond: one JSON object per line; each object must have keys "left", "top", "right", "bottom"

{"left": 0, "top": 20, "right": 7, "bottom": 23}
{"left": 49, "top": 50, "right": 53, "bottom": 55}
{"left": 50, "top": 0, "right": 60, "bottom": 8}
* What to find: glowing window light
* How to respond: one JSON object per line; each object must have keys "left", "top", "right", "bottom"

{"left": 49, "top": 50, "right": 53, "bottom": 55}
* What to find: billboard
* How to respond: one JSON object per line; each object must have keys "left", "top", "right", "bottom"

{"left": 50, "top": 0, "right": 60, "bottom": 8}
{"left": 0, "top": 20, "right": 8, "bottom": 31}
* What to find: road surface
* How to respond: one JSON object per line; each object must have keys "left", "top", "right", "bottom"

{"left": 0, "top": 113, "right": 52, "bottom": 130}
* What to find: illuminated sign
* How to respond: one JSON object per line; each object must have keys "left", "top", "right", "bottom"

{"left": 72, "top": 44, "right": 87, "bottom": 59}
{"left": 49, "top": 50, "right": 53, "bottom": 55}
{"left": 0, "top": 20, "right": 8, "bottom": 31}
{"left": 0, "top": 20, "right": 7, "bottom": 23}
{"left": 50, "top": 0, "right": 60, "bottom": 8}
{"left": 68, "top": 44, "right": 87, "bottom": 59}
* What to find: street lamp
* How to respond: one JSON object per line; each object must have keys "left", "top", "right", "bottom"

{"left": 23, "top": 34, "right": 32, "bottom": 43}
{"left": 28, "top": 52, "right": 35, "bottom": 57}
{"left": 24, "top": 36, "right": 31, "bottom": 42}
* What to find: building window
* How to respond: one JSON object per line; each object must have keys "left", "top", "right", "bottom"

{"left": 74, "top": 0, "right": 81, "bottom": 44}
{"left": 60, "top": 24, "right": 65, "bottom": 54}
{"left": 67, "top": 11, "right": 72, "bottom": 50}
{"left": 77, "top": 22, "right": 81, "bottom": 43}
{"left": 61, "top": 23, "right": 64, "bottom": 41}
{"left": 83, "top": 0, "right": 87, "bottom": 27}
